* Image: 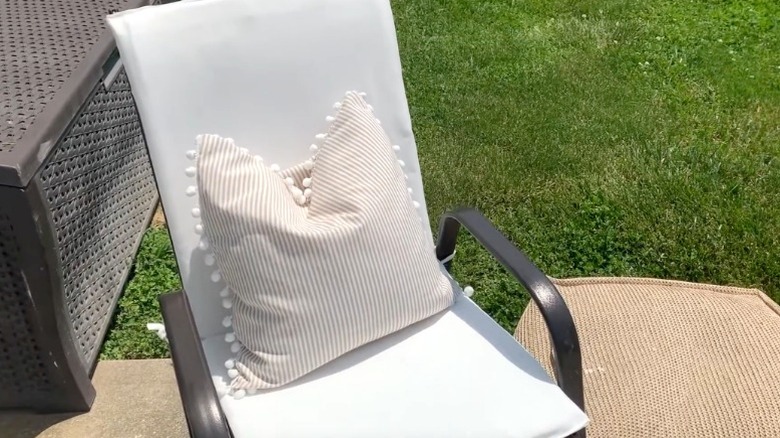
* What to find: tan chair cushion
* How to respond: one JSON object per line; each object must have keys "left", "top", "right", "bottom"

{"left": 516, "top": 277, "right": 780, "bottom": 437}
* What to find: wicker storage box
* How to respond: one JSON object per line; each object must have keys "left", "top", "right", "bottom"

{"left": 0, "top": 0, "right": 159, "bottom": 412}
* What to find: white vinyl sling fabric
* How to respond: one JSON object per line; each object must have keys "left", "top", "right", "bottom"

{"left": 205, "top": 293, "right": 587, "bottom": 438}
{"left": 108, "top": 0, "right": 428, "bottom": 339}
{"left": 107, "top": 0, "right": 589, "bottom": 436}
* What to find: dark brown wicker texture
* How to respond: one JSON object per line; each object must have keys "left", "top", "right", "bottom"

{"left": 0, "top": 0, "right": 158, "bottom": 412}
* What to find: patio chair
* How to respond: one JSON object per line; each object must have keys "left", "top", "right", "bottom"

{"left": 106, "top": 0, "right": 589, "bottom": 436}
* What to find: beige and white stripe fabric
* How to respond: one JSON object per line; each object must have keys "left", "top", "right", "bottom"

{"left": 196, "top": 92, "right": 454, "bottom": 391}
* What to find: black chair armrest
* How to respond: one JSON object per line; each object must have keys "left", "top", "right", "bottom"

{"left": 435, "top": 208, "right": 585, "bottom": 412}
{"left": 160, "top": 291, "right": 232, "bottom": 438}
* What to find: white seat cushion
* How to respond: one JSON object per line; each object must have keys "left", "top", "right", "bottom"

{"left": 203, "top": 291, "right": 589, "bottom": 438}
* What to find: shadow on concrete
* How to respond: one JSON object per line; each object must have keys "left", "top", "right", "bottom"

{"left": 0, "top": 411, "right": 78, "bottom": 438}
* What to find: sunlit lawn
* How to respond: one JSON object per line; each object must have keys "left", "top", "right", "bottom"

{"left": 102, "top": 0, "right": 780, "bottom": 358}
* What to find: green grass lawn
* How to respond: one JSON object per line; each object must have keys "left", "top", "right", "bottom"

{"left": 101, "top": 0, "right": 780, "bottom": 359}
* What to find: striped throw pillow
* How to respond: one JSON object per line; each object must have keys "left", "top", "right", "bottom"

{"left": 195, "top": 91, "right": 454, "bottom": 394}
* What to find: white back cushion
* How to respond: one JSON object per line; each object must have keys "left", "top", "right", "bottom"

{"left": 107, "top": 0, "right": 429, "bottom": 338}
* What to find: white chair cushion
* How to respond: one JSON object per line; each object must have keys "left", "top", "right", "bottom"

{"left": 204, "top": 290, "right": 589, "bottom": 438}
{"left": 194, "top": 92, "right": 454, "bottom": 390}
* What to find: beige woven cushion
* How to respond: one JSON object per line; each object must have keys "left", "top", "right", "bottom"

{"left": 195, "top": 92, "right": 454, "bottom": 393}
{"left": 516, "top": 277, "right": 780, "bottom": 437}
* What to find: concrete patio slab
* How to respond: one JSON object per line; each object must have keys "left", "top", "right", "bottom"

{"left": 0, "top": 359, "right": 187, "bottom": 438}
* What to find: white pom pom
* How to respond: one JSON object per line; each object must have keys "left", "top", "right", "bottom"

{"left": 325, "top": 116, "right": 335, "bottom": 122}
{"left": 225, "top": 358, "right": 235, "bottom": 369}
{"left": 297, "top": 194, "right": 307, "bottom": 205}
{"left": 254, "top": 155, "right": 264, "bottom": 162}
{"left": 367, "top": 104, "right": 374, "bottom": 111}
{"left": 185, "top": 186, "right": 198, "bottom": 196}
{"left": 204, "top": 254, "right": 215, "bottom": 266}
{"left": 290, "top": 187, "right": 303, "bottom": 197}
{"left": 303, "top": 160, "right": 314, "bottom": 170}
{"left": 210, "top": 271, "right": 221, "bottom": 282}
{"left": 185, "top": 166, "right": 197, "bottom": 177}
{"left": 230, "top": 342, "right": 241, "bottom": 353}
{"left": 194, "top": 224, "right": 204, "bottom": 235}
{"left": 195, "top": 135, "right": 204, "bottom": 144}
{"left": 191, "top": 207, "right": 201, "bottom": 218}
{"left": 309, "top": 144, "right": 319, "bottom": 152}
{"left": 333, "top": 102, "right": 342, "bottom": 109}
{"left": 284, "top": 177, "right": 294, "bottom": 186}
{"left": 464, "top": 286, "right": 475, "bottom": 297}
{"left": 224, "top": 332, "right": 235, "bottom": 343}
{"left": 222, "top": 298, "right": 232, "bottom": 309}
{"left": 392, "top": 145, "right": 400, "bottom": 151}
{"left": 233, "top": 389, "right": 246, "bottom": 400}
{"left": 198, "top": 238, "right": 209, "bottom": 251}
{"left": 228, "top": 368, "right": 239, "bottom": 379}
{"left": 219, "top": 288, "right": 230, "bottom": 298}
{"left": 407, "top": 187, "right": 413, "bottom": 194}
{"left": 302, "top": 177, "right": 312, "bottom": 187}
{"left": 146, "top": 323, "right": 167, "bottom": 341}
{"left": 222, "top": 316, "right": 232, "bottom": 328}
{"left": 270, "top": 164, "right": 281, "bottom": 172}
{"left": 186, "top": 150, "right": 198, "bottom": 160}
{"left": 315, "top": 133, "right": 327, "bottom": 140}
{"left": 358, "top": 91, "right": 367, "bottom": 97}
{"left": 303, "top": 188, "right": 312, "bottom": 198}
{"left": 398, "top": 160, "right": 405, "bottom": 168}
{"left": 413, "top": 201, "right": 421, "bottom": 208}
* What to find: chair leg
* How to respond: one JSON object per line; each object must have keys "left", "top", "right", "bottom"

{"left": 160, "top": 290, "right": 233, "bottom": 438}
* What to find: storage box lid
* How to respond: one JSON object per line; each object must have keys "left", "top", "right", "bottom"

{"left": 0, "top": 0, "right": 151, "bottom": 187}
